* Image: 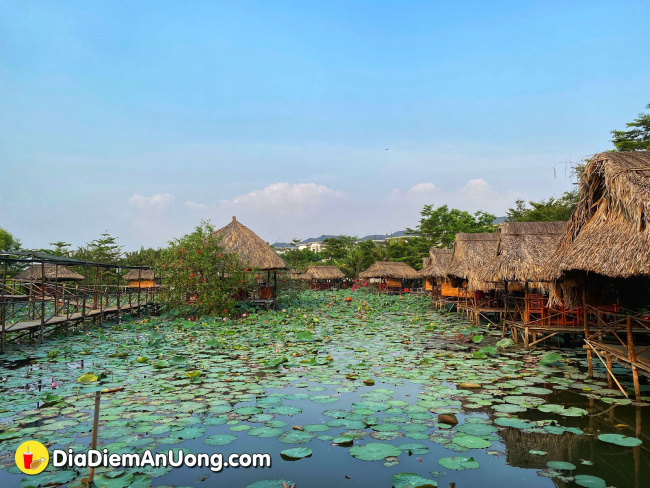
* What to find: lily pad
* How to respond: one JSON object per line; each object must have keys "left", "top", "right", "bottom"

{"left": 349, "top": 442, "right": 401, "bottom": 461}
{"left": 597, "top": 433, "right": 642, "bottom": 447}
{"left": 392, "top": 472, "right": 437, "bottom": 488}
{"left": 280, "top": 447, "right": 312, "bottom": 459}
{"left": 438, "top": 456, "right": 480, "bottom": 470}
{"left": 204, "top": 434, "right": 238, "bottom": 446}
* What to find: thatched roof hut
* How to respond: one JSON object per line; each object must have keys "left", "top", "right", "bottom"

{"left": 546, "top": 151, "right": 650, "bottom": 280}
{"left": 359, "top": 261, "right": 420, "bottom": 280}
{"left": 14, "top": 264, "right": 85, "bottom": 282}
{"left": 303, "top": 265, "right": 345, "bottom": 281}
{"left": 447, "top": 233, "right": 499, "bottom": 290}
{"left": 480, "top": 221, "right": 566, "bottom": 285}
{"left": 420, "top": 248, "right": 453, "bottom": 279}
{"left": 212, "top": 217, "right": 288, "bottom": 271}
{"left": 123, "top": 269, "right": 155, "bottom": 281}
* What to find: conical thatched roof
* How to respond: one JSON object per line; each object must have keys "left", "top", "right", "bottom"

{"left": 447, "top": 233, "right": 498, "bottom": 289}
{"left": 546, "top": 151, "right": 650, "bottom": 279}
{"left": 420, "top": 248, "right": 453, "bottom": 278}
{"left": 480, "top": 221, "right": 566, "bottom": 283}
{"left": 303, "top": 265, "right": 345, "bottom": 280}
{"left": 123, "top": 269, "right": 155, "bottom": 281}
{"left": 13, "top": 264, "right": 85, "bottom": 282}
{"left": 212, "top": 217, "right": 288, "bottom": 271}
{"left": 359, "top": 261, "right": 420, "bottom": 279}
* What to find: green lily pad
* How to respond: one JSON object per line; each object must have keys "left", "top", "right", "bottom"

{"left": 438, "top": 456, "right": 480, "bottom": 470}
{"left": 204, "top": 434, "right": 238, "bottom": 446}
{"left": 452, "top": 435, "right": 491, "bottom": 449}
{"left": 574, "top": 475, "right": 607, "bottom": 488}
{"left": 349, "top": 442, "right": 401, "bottom": 461}
{"left": 598, "top": 433, "right": 642, "bottom": 447}
{"left": 280, "top": 447, "right": 312, "bottom": 459}
{"left": 546, "top": 461, "right": 576, "bottom": 470}
{"left": 392, "top": 472, "right": 437, "bottom": 488}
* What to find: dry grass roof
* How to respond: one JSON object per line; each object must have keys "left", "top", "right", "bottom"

{"left": 212, "top": 217, "right": 288, "bottom": 271}
{"left": 123, "top": 269, "right": 155, "bottom": 281}
{"left": 359, "top": 261, "right": 420, "bottom": 279}
{"left": 420, "top": 248, "right": 453, "bottom": 278}
{"left": 303, "top": 265, "right": 345, "bottom": 280}
{"left": 480, "top": 221, "right": 566, "bottom": 283}
{"left": 447, "top": 233, "right": 498, "bottom": 288}
{"left": 13, "top": 264, "right": 85, "bottom": 282}
{"left": 546, "top": 151, "right": 650, "bottom": 279}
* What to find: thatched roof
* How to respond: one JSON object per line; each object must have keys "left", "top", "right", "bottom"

{"left": 447, "top": 233, "right": 498, "bottom": 289}
{"left": 13, "top": 264, "right": 85, "bottom": 282}
{"left": 123, "top": 269, "right": 155, "bottom": 281}
{"left": 359, "top": 261, "right": 420, "bottom": 279}
{"left": 303, "top": 265, "right": 345, "bottom": 280}
{"left": 212, "top": 217, "right": 288, "bottom": 271}
{"left": 420, "top": 249, "right": 453, "bottom": 278}
{"left": 546, "top": 151, "right": 650, "bottom": 279}
{"left": 480, "top": 221, "right": 566, "bottom": 283}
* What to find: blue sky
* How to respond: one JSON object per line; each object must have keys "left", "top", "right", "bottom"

{"left": 1, "top": 0, "right": 649, "bottom": 250}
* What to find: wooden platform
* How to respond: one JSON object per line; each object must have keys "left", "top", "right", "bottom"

{"left": 1, "top": 302, "right": 152, "bottom": 349}
{"left": 586, "top": 341, "right": 650, "bottom": 377}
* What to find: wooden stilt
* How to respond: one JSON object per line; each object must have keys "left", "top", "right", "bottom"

{"left": 524, "top": 327, "right": 529, "bottom": 349}
{"left": 586, "top": 347, "right": 593, "bottom": 378}
{"left": 606, "top": 353, "right": 614, "bottom": 389}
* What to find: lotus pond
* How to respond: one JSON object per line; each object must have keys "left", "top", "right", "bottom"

{"left": 0, "top": 291, "right": 648, "bottom": 488}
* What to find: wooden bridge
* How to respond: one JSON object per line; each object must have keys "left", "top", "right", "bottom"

{"left": 1, "top": 252, "right": 158, "bottom": 352}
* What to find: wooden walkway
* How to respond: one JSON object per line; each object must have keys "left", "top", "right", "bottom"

{"left": 1, "top": 302, "right": 153, "bottom": 351}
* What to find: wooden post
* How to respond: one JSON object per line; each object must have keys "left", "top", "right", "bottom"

{"left": 586, "top": 347, "right": 593, "bottom": 378}
{"left": 627, "top": 316, "right": 640, "bottom": 402}
{"left": 1, "top": 298, "right": 5, "bottom": 354}
{"left": 137, "top": 269, "right": 142, "bottom": 311}
{"left": 524, "top": 283, "right": 530, "bottom": 324}
{"left": 502, "top": 281, "right": 508, "bottom": 337}
{"left": 606, "top": 353, "right": 614, "bottom": 389}
{"left": 116, "top": 267, "right": 121, "bottom": 324}
{"left": 88, "top": 391, "right": 101, "bottom": 485}
{"left": 582, "top": 288, "right": 589, "bottom": 334}
{"left": 40, "top": 261, "right": 45, "bottom": 343}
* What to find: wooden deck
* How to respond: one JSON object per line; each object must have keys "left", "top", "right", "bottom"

{"left": 1, "top": 302, "right": 153, "bottom": 350}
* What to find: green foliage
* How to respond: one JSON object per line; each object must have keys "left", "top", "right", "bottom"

{"left": 74, "top": 232, "right": 124, "bottom": 263}
{"left": 46, "top": 241, "right": 72, "bottom": 257}
{"left": 157, "top": 221, "right": 244, "bottom": 315}
{"left": 611, "top": 103, "right": 650, "bottom": 151}
{"left": 405, "top": 205, "right": 496, "bottom": 268}
{"left": 123, "top": 246, "right": 163, "bottom": 267}
{"left": 506, "top": 190, "right": 578, "bottom": 222}
{"left": 0, "top": 227, "right": 21, "bottom": 252}
{"left": 282, "top": 248, "right": 321, "bottom": 271}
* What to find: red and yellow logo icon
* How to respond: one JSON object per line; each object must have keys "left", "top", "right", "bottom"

{"left": 15, "top": 440, "right": 49, "bottom": 475}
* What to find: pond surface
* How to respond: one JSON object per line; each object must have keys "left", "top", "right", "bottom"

{"left": 0, "top": 291, "right": 648, "bottom": 488}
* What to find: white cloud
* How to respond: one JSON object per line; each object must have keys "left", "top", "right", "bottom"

{"left": 181, "top": 179, "right": 520, "bottom": 244}
{"left": 129, "top": 193, "right": 174, "bottom": 210}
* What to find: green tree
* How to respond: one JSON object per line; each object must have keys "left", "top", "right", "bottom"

{"left": 75, "top": 232, "right": 124, "bottom": 264}
{"left": 407, "top": 204, "right": 496, "bottom": 251}
{"left": 123, "top": 246, "right": 162, "bottom": 267}
{"left": 0, "top": 227, "right": 21, "bottom": 252}
{"left": 611, "top": 103, "right": 650, "bottom": 151}
{"left": 47, "top": 241, "right": 72, "bottom": 257}
{"left": 321, "top": 236, "right": 356, "bottom": 261}
{"left": 506, "top": 190, "right": 578, "bottom": 222}
{"left": 157, "top": 221, "right": 243, "bottom": 315}
{"left": 282, "top": 248, "right": 320, "bottom": 271}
